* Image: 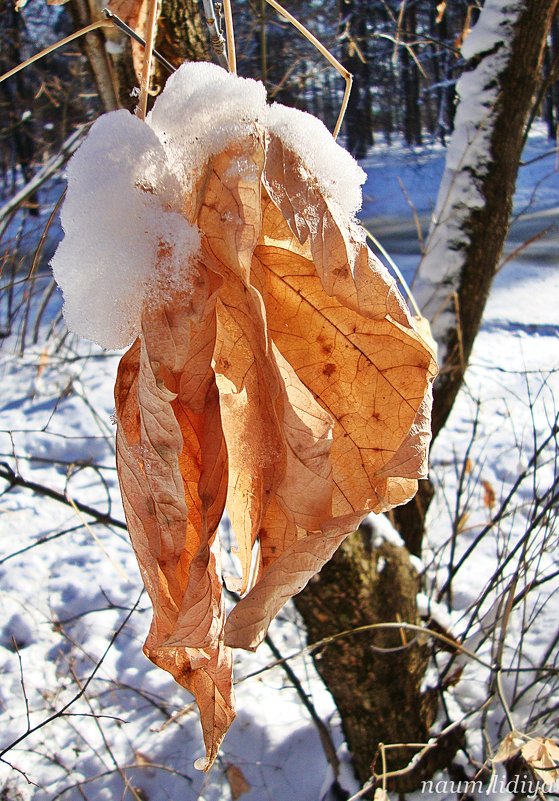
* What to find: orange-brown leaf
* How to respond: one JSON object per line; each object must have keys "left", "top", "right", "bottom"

{"left": 115, "top": 280, "right": 234, "bottom": 769}
{"left": 521, "top": 737, "right": 559, "bottom": 785}
{"left": 114, "top": 114, "right": 437, "bottom": 766}
{"left": 227, "top": 764, "right": 252, "bottom": 799}
{"left": 107, "top": 0, "right": 149, "bottom": 79}
{"left": 482, "top": 479, "right": 496, "bottom": 510}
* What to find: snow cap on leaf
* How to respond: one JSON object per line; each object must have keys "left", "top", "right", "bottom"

{"left": 51, "top": 61, "right": 437, "bottom": 771}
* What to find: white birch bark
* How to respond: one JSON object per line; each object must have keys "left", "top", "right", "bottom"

{"left": 414, "top": 0, "right": 526, "bottom": 362}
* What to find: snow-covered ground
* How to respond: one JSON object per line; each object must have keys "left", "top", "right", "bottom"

{"left": 0, "top": 123, "right": 557, "bottom": 800}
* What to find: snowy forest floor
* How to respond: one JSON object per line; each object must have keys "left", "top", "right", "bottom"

{"left": 0, "top": 125, "right": 557, "bottom": 801}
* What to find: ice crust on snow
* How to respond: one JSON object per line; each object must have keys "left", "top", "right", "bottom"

{"left": 52, "top": 62, "right": 365, "bottom": 349}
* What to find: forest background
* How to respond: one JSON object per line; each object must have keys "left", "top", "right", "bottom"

{"left": 0, "top": 1, "right": 559, "bottom": 800}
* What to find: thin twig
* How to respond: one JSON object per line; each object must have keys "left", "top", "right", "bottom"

{"left": 237, "top": 620, "right": 493, "bottom": 685}
{"left": 446, "top": 402, "right": 480, "bottom": 610}
{"left": 362, "top": 224, "right": 422, "bottom": 317}
{"left": 0, "top": 128, "right": 84, "bottom": 223}
{"left": 69, "top": 665, "right": 145, "bottom": 801}
{"left": 437, "top": 418, "right": 559, "bottom": 600}
{"left": 396, "top": 175, "right": 425, "bottom": 253}
{"left": 0, "top": 595, "right": 142, "bottom": 761}
{"left": 0, "top": 20, "right": 114, "bottom": 85}
{"left": 28, "top": 190, "right": 67, "bottom": 281}
{"left": 137, "top": 0, "right": 160, "bottom": 120}
{"left": 222, "top": 0, "right": 237, "bottom": 73}
{"left": 265, "top": 631, "right": 340, "bottom": 778}
{"left": 200, "top": 0, "right": 228, "bottom": 68}
{"left": 65, "top": 494, "right": 130, "bottom": 582}
{"left": 102, "top": 9, "right": 176, "bottom": 73}
{"left": 0, "top": 462, "right": 127, "bottom": 530}
{"left": 495, "top": 670, "right": 516, "bottom": 732}
{"left": 345, "top": 711, "right": 479, "bottom": 801}
{"left": 14, "top": 639, "right": 32, "bottom": 735}
{"left": 264, "top": 0, "right": 352, "bottom": 139}
{"left": 497, "top": 225, "right": 555, "bottom": 273}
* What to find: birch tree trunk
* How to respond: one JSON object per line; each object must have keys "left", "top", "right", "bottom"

{"left": 414, "top": 0, "right": 559, "bottom": 440}
{"left": 295, "top": 0, "right": 559, "bottom": 791}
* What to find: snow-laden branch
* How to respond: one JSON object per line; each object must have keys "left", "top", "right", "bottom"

{"left": 414, "top": 0, "right": 526, "bottom": 359}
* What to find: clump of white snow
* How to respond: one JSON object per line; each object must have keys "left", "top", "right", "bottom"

{"left": 51, "top": 62, "right": 365, "bottom": 349}
{"left": 148, "top": 61, "right": 365, "bottom": 217}
{"left": 461, "top": 0, "right": 524, "bottom": 60}
{"left": 267, "top": 102, "right": 365, "bottom": 217}
{"left": 147, "top": 62, "right": 268, "bottom": 200}
{"left": 51, "top": 111, "right": 200, "bottom": 349}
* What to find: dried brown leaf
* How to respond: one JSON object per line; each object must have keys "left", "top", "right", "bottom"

{"left": 493, "top": 730, "right": 524, "bottom": 763}
{"left": 114, "top": 121, "right": 437, "bottom": 765}
{"left": 107, "top": 0, "right": 149, "bottom": 78}
{"left": 226, "top": 764, "right": 251, "bottom": 799}
{"left": 115, "top": 280, "right": 234, "bottom": 769}
{"left": 435, "top": 1, "right": 447, "bottom": 24}
{"left": 521, "top": 737, "right": 559, "bottom": 785}
{"left": 482, "top": 479, "right": 496, "bottom": 510}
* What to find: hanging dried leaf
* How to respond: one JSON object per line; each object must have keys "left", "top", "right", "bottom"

{"left": 226, "top": 764, "right": 252, "bottom": 800}
{"left": 493, "top": 730, "right": 524, "bottom": 763}
{"left": 107, "top": 0, "right": 149, "bottom": 79}
{"left": 53, "top": 62, "right": 437, "bottom": 771}
{"left": 521, "top": 737, "right": 559, "bottom": 786}
{"left": 435, "top": 1, "right": 447, "bottom": 24}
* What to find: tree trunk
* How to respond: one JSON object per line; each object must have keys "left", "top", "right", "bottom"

{"left": 294, "top": 529, "right": 463, "bottom": 792}
{"left": 415, "top": 0, "right": 559, "bottom": 441}
{"left": 156, "top": 0, "right": 208, "bottom": 70}
{"left": 339, "top": 0, "right": 373, "bottom": 158}
{"left": 67, "top": 0, "right": 119, "bottom": 113}
{"left": 401, "top": 4, "right": 422, "bottom": 147}
{"left": 295, "top": 0, "right": 558, "bottom": 791}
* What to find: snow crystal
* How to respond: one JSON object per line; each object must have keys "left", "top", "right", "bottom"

{"left": 51, "top": 62, "right": 365, "bottom": 348}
